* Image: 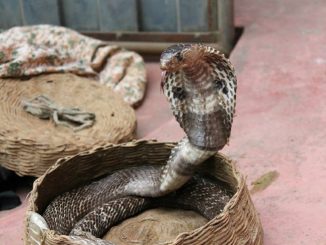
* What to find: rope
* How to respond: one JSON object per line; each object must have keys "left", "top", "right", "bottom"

{"left": 22, "top": 95, "right": 96, "bottom": 131}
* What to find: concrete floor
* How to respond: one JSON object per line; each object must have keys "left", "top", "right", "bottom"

{"left": 1, "top": 0, "right": 326, "bottom": 244}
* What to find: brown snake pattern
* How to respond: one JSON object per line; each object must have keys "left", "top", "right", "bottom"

{"left": 42, "top": 44, "right": 237, "bottom": 243}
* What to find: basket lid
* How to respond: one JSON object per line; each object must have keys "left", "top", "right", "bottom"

{"left": 0, "top": 73, "right": 136, "bottom": 176}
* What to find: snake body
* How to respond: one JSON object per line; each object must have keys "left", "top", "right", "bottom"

{"left": 43, "top": 166, "right": 231, "bottom": 238}
{"left": 43, "top": 44, "right": 237, "bottom": 242}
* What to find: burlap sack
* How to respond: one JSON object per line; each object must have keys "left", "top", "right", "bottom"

{"left": 25, "top": 140, "right": 263, "bottom": 245}
{"left": 0, "top": 73, "right": 136, "bottom": 176}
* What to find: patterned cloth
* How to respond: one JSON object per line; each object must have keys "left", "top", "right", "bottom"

{"left": 0, "top": 25, "right": 147, "bottom": 106}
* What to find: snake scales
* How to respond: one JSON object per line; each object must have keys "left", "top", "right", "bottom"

{"left": 43, "top": 44, "right": 237, "bottom": 243}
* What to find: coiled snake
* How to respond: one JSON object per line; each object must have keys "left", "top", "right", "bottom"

{"left": 43, "top": 44, "right": 237, "bottom": 244}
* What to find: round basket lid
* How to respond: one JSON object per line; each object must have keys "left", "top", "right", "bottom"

{"left": 103, "top": 208, "right": 208, "bottom": 244}
{"left": 0, "top": 73, "right": 136, "bottom": 176}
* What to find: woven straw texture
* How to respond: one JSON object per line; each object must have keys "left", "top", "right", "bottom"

{"left": 0, "top": 73, "right": 136, "bottom": 177}
{"left": 25, "top": 140, "right": 264, "bottom": 245}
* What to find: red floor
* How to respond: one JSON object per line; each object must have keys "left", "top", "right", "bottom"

{"left": 1, "top": 0, "right": 326, "bottom": 244}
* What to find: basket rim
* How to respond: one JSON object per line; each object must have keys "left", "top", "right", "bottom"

{"left": 25, "top": 140, "right": 259, "bottom": 245}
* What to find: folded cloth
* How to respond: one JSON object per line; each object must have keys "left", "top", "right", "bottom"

{"left": 0, "top": 25, "right": 146, "bottom": 106}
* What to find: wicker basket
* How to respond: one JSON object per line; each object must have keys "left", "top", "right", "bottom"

{"left": 25, "top": 140, "right": 263, "bottom": 245}
{"left": 0, "top": 73, "right": 136, "bottom": 177}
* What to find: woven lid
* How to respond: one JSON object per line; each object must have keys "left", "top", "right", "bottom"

{"left": 0, "top": 73, "right": 136, "bottom": 176}
{"left": 25, "top": 141, "right": 263, "bottom": 245}
{"left": 103, "top": 208, "right": 208, "bottom": 244}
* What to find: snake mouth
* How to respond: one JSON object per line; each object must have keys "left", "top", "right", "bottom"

{"left": 160, "top": 71, "right": 166, "bottom": 90}
{"left": 160, "top": 60, "right": 168, "bottom": 70}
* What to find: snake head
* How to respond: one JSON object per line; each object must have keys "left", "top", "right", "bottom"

{"left": 160, "top": 43, "right": 206, "bottom": 89}
{"left": 160, "top": 43, "right": 205, "bottom": 72}
{"left": 160, "top": 43, "right": 237, "bottom": 151}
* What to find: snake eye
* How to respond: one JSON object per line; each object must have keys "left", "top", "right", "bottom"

{"left": 176, "top": 52, "right": 183, "bottom": 61}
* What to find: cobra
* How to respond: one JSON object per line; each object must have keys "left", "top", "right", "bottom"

{"left": 42, "top": 44, "right": 237, "bottom": 244}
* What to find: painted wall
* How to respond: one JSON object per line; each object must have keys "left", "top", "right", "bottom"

{"left": 0, "top": 0, "right": 219, "bottom": 32}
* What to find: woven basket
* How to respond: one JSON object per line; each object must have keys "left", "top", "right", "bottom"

{"left": 0, "top": 73, "right": 136, "bottom": 177}
{"left": 25, "top": 140, "right": 263, "bottom": 245}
